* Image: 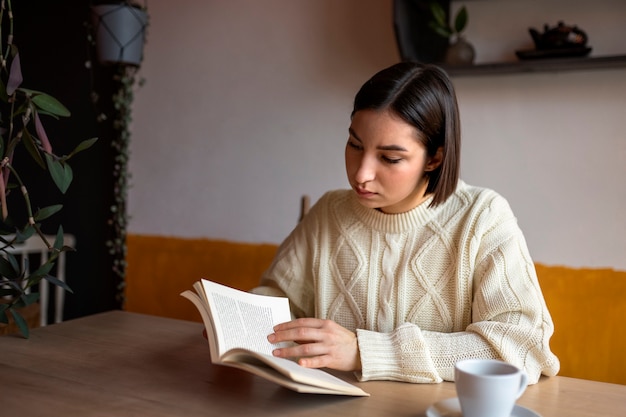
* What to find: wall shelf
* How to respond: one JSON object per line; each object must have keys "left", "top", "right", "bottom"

{"left": 393, "top": 0, "right": 626, "bottom": 77}
{"left": 442, "top": 55, "right": 626, "bottom": 76}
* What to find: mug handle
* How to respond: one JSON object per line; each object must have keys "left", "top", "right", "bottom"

{"left": 516, "top": 371, "right": 529, "bottom": 399}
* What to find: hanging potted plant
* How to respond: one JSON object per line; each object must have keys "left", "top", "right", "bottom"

{"left": 0, "top": 4, "right": 97, "bottom": 337}
{"left": 89, "top": 1, "right": 148, "bottom": 306}
{"left": 429, "top": 2, "right": 475, "bottom": 66}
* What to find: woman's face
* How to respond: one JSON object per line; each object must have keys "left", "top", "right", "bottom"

{"left": 345, "top": 109, "right": 440, "bottom": 214}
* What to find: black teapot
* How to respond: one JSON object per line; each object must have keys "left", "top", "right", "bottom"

{"left": 528, "top": 21, "right": 588, "bottom": 50}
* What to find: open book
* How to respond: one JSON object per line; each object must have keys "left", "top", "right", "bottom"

{"left": 181, "top": 279, "right": 369, "bottom": 396}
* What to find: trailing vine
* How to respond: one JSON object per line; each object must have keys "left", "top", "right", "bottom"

{"left": 107, "top": 65, "right": 143, "bottom": 305}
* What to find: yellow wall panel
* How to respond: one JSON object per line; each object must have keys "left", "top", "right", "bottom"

{"left": 125, "top": 234, "right": 625, "bottom": 385}
{"left": 125, "top": 234, "right": 277, "bottom": 322}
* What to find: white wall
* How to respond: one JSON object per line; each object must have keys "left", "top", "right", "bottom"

{"left": 129, "top": 0, "right": 626, "bottom": 270}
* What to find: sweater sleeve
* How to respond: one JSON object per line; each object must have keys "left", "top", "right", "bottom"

{"left": 357, "top": 196, "right": 560, "bottom": 384}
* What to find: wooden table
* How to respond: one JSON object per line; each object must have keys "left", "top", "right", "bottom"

{"left": 1, "top": 311, "right": 624, "bottom": 416}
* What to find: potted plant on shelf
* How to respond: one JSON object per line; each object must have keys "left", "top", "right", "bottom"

{"left": 428, "top": 2, "right": 475, "bottom": 65}
{"left": 0, "top": 4, "right": 97, "bottom": 337}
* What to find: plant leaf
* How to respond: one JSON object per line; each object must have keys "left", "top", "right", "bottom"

{"left": 45, "top": 154, "right": 73, "bottom": 193}
{"left": 53, "top": 226, "right": 65, "bottom": 250}
{"left": 34, "top": 112, "right": 53, "bottom": 153}
{"left": 6, "top": 53, "right": 23, "bottom": 95}
{"left": 30, "top": 262, "right": 54, "bottom": 279}
{"left": 20, "top": 89, "right": 71, "bottom": 117}
{"left": 454, "top": 6, "right": 468, "bottom": 34}
{"left": 44, "top": 274, "right": 73, "bottom": 293}
{"left": 22, "top": 292, "right": 40, "bottom": 305}
{"left": 15, "top": 227, "right": 36, "bottom": 242}
{"left": 67, "top": 137, "right": 98, "bottom": 159}
{"left": 22, "top": 129, "right": 46, "bottom": 169}
{"left": 430, "top": 2, "right": 448, "bottom": 28}
{"left": 10, "top": 308, "right": 30, "bottom": 339}
{"left": 0, "top": 254, "right": 20, "bottom": 279}
{"left": 33, "top": 204, "right": 63, "bottom": 222}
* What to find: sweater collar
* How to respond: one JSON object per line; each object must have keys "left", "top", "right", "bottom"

{"left": 348, "top": 192, "right": 436, "bottom": 233}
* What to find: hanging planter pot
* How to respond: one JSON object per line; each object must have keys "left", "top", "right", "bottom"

{"left": 91, "top": 2, "right": 148, "bottom": 66}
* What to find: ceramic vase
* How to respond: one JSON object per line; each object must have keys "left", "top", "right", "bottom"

{"left": 445, "top": 36, "right": 475, "bottom": 66}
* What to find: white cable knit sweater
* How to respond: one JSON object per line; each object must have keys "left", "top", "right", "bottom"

{"left": 256, "top": 181, "right": 560, "bottom": 384}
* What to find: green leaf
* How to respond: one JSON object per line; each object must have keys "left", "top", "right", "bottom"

{"left": 45, "top": 275, "right": 73, "bottom": 293}
{"left": 53, "top": 226, "right": 65, "bottom": 250}
{"left": 10, "top": 308, "right": 30, "bottom": 339}
{"left": 15, "top": 227, "right": 36, "bottom": 242}
{"left": 11, "top": 295, "right": 28, "bottom": 308}
{"left": 20, "top": 89, "right": 71, "bottom": 117}
{"left": 430, "top": 2, "right": 448, "bottom": 28}
{"left": 31, "top": 261, "right": 54, "bottom": 278}
{"left": 0, "top": 255, "right": 20, "bottom": 279}
{"left": 21, "top": 292, "right": 40, "bottom": 305}
{"left": 454, "top": 6, "right": 468, "bottom": 34}
{"left": 45, "top": 154, "right": 73, "bottom": 194}
{"left": 22, "top": 128, "right": 46, "bottom": 169}
{"left": 33, "top": 204, "right": 63, "bottom": 222}
{"left": 67, "top": 137, "right": 98, "bottom": 159}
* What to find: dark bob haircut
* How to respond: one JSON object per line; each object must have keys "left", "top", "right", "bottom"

{"left": 351, "top": 62, "right": 460, "bottom": 207}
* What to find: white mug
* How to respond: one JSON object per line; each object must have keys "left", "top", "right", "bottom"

{"left": 455, "top": 359, "right": 528, "bottom": 417}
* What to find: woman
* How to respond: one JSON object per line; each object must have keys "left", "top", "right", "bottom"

{"left": 255, "top": 62, "right": 559, "bottom": 384}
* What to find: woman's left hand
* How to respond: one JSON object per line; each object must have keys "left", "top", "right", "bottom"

{"left": 267, "top": 318, "right": 361, "bottom": 371}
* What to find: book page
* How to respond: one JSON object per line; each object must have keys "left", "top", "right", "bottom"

{"left": 200, "top": 279, "right": 292, "bottom": 357}
{"left": 180, "top": 289, "right": 221, "bottom": 362}
{"left": 223, "top": 349, "right": 369, "bottom": 396}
